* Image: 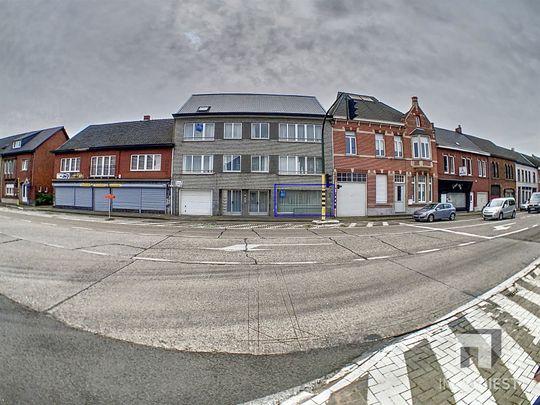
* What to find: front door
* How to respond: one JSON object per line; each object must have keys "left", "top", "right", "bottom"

{"left": 249, "top": 190, "right": 268, "bottom": 214}
{"left": 226, "top": 190, "right": 242, "bottom": 214}
{"left": 394, "top": 183, "right": 405, "bottom": 213}
{"left": 21, "top": 183, "right": 28, "bottom": 204}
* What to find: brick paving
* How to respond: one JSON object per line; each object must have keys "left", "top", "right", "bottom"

{"left": 281, "top": 261, "right": 540, "bottom": 405}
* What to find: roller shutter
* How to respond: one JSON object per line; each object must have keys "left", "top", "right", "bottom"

{"left": 93, "top": 188, "right": 111, "bottom": 212}
{"left": 141, "top": 188, "right": 167, "bottom": 212}
{"left": 113, "top": 188, "right": 142, "bottom": 210}
{"left": 74, "top": 188, "right": 92, "bottom": 208}
{"left": 55, "top": 187, "right": 75, "bottom": 207}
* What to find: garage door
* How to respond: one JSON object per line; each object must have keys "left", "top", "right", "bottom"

{"left": 93, "top": 188, "right": 111, "bottom": 212}
{"left": 55, "top": 187, "right": 75, "bottom": 207}
{"left": 337, "top": 183, "right": 367, "bottom": 216}
{"left": 476, "top": 192, "right": 488, "bottom": 211}
{"left": 180, "top": 190, "right": 213, "bottom": 215}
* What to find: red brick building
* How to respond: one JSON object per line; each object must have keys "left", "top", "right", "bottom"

{"left": 52, "top": 118, "right": 174, "bottom": 213}
{"left": 0, "top": 127, "right": 69, "bottom": 205}
{"left": 329, "top": 93, "right": 438, "bottom": 216}
{"left": 435, "top": 127, "right": 490, "bottom": 211}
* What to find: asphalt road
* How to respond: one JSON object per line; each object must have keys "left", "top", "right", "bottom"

{"left": 0, "top": 207, "right": 539, "bottom": 403}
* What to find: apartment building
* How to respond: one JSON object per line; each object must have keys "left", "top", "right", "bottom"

{"left": 171, "top": 93, "right": 332, "bottom": 217}
{"left": 329, "top": 93, "right": 438, "bottom": 216}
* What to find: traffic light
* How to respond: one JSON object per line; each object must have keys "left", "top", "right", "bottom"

{"left": 325, "top": 173, "right": 331, "bottom": 186}
{"left": 347, "top": 97, "right": 358, "bottom": 120}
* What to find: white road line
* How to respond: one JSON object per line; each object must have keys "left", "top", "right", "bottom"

{"left": 532, "top": 224, "right": 538, "bottom": 228}
{"left": 21, "top": 219, "right": 32, "bottom": 223}
{"left": 71, "top": 226, "right": 91, "bottom": 230}
{"left": 133, "top": 257, "right": 172, "bottom": 262}
{"left": 354, "top": 258, "right": 366, "bottom": 261}
{"left": 366, "top": 347, "right": 412, "bottom": 405}
{"left": 348, "top": 223, "right": 357, "bottom": 228}
{"left": 267, "top": 261, "right": 318, "bottom": 265}
{"left": 430, "top": 325, "right": 497, "bottom": 404}
{"left": 40, "top": 222, "right": 57, "bottom": 227}
{"left": 193, "top": 261, "right": 242, "bottom": 265}
{"left": 490, "top": 227, "right": 529, "bottom": 239}
{"left": 458, "top": 241, "right": 477, "bottom": 247}
{"left": 467, "top": 309, "right": 540, "bottom": 402}
{"left": 79, "top": 249, "right": 108, "bottom": 256}
{"left": 416, "top": 248, "right": 441, "bottom": 254}
{"left": 367, "top": 255, "right": 392, "bottom": 260}
{"left": 401, "top": 223, "right": 491, "bottom": 239}
{"left": 382, "top": 221, "right": 389, "bottom": 226}
{"left": 366, "top": 222, "right": 374, "bottom": 227}
{"left": 516, "top": 287, "right": 540, "bottom": 307}
{"left": 44, "top": 243, "right": 65, "bottom": 249}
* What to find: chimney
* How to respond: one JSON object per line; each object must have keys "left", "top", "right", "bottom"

{"left": 455, "top": 125, "right": 462, "bottom": 134}
{"left": 411, "top": 96, "right": 418, "bottom": 106}
{"left": 143, "top": 115, "right": 151, "bottom": 121}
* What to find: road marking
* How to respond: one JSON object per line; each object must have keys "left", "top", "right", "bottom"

{"left": 416, "top": 248, "right": 441, "bottom": 254}
{"left": 267, "top": 261, "right": 318, "bottom": 265}
{"left": 366, "top": 222, "right": 374, "bottom": 227}
{"left": 44, "top": 243, "right": 65, "bottom": 249}
{"left": 367, "top": 255, "right": 392, "bottom": 260}
{"left": 40, "top": 222, "right": 57, "bottom": 227}
{"left": 532, "top": 224, "right": 538, "bottom": 228}
{"left": 401, "top": 223, "right": 492, "bottom": 239}
{"left": 382, "top": 221, "right": 389, "bottom": 226}
{"left": 79, "top": 249, "right": 108, "bottom": 256}
{"left": 194, "top": 261, "right": 243, "bottom": 265}
{"left": 354, "top": 258, "right": 366, "bottom": 261}
{"left": 494, "top": 222, "right": 515, "bottom": 231}
{"left": 458, "top": 241, "right": 476, "bottom": 247}
{"left": 133, "top": 257, "right": 172, "bottom": 262}
{"left": 21, "top": 219, "right": 32, "bottom": 223}
{"left": 348, "top": 223, "right": 357, "bottom": 228}
{"left": 490, "top": 227, "right": 529, "bottom": 239}
{"left": 72, "top": 226, "right": 91, "bottom": 230}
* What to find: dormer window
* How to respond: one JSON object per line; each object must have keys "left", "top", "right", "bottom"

{"left": 12, "top": 140, "right": 21, "bottom": 149}
{"left": 197, "top": 106, "right": 211, "bottom": 112}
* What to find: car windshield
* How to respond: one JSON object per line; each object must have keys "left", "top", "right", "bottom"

{"left": 531, "top": 195, "right": 540, "bottom": 202}
{"left": 423, "top": 203, "right": 438, "bottom": 209}
{"left": 487, "top": 199, "right": 504, "bottom": 207}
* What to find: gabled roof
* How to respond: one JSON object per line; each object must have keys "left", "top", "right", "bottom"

{"left": 522, "top": 153, "right": 540, "bottom": 169}
{"left": 55, "top": 119, "right": 174, "bottom": 153}
{"left": 328, "top": 92, "right": 405, "bottom": 124}
{"left": 435, "top": 127, "right": 490, "bottom": 156}
{"left": 464, "top": 133, "right": 535, "bottom": 166}
{"left": 0, "top": 127, "right": 65, "bottom": 156}
{"left": 174, "top": 93, "right": 326, "bottom": 117}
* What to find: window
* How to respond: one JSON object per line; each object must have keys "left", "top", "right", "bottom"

{"left": 251, "top": 155, "right": 269, "bottom": 173}
{"left": 90, "top": 156, "right": 116, "bottom": 177}
{"left": 183, "top": 155, "right": 213, "bottom": 173}
{"left": 223, "top": 155, "right": 241, "bottom": 172}
{"left": 279, "top": 156, "right": 322, "bottom": 175}
{"left": 60, "top": 157, "right": 81, "bottom": 173}
{"left": 224, "top": 123, "right": 242, "bottom": 139}
{"left": 415, "top": 116, "right": 421, "bottom": 127}
{"left": 251, "top": 123, "right": 269, "bottom": 139}
{"left": 337, "top": 172, "right": 367, "bottom": 182}
{"left": 412, "top": 136, "right": 430, "bottom": 159}
{"left": 376, "top": 174, "right": 387, "bottom": 203}
{"left": 130, "top": 154, "right": 161, "bottom": 171}
{"left": 184, "top": 123, "right": 215, "bottom": 141}
{"left": 478, "top": 160, "right": 487, "bottom": 178}
{"left": 443, "top": 155, "right": 449, "bottom": 174}
{"left": 3, "top": 160, "right": 15, "bottom": 176}
{"left": 449, "top": 156, "right": 455, "bottom": 174}
{"left": 345, "top": 133, "right": 357, "bottom": 155}
{"left": 5, "top": 183, "right": 15, "bottom": 196}
{"left": 375, "top": 134, "right": 385, "bottom": 157}
{"left": 12, "top": 140, "right": 21, "bottom": 149}
{"left": 394, "top": 136, "right": 403, "bottom": 158}
{"left": 21, "top": 159, "right": 30, "bottom": 171}
{"left": 417, "top": 175, "right": 427, "bottom": 203}
{"left": 466, "top": 158, "right": 472, "bottom": 176}
{"left": 279, "top": 124, "right": 322, "bottom": 142}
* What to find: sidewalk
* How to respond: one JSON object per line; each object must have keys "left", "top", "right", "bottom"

{"left": 0, "top": 203, "right": 482, "bottom": 223}
{"left": 256, "top": 258, "right": 540, "bottom": 405}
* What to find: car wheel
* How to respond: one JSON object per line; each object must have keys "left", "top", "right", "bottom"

{"left": 512, "top": 211, "right": 516, "bottom": 219}
{"left": 449, "top": 213, "right": 456, "bottom": 221}
{"left": 498, "top": 212, "right": 503, "bottom": 220}
{"left": 428, "top": 214, "right": 434, "bottom": 223}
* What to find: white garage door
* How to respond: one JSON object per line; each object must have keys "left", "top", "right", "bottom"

{"left": 337, "top": 183, "right": 367, "bottom": 217}
{"left": 476, "top": 192, "right": 488, "bottom": 211}
{"left": 180, "top": 190, "right": 213, "bottom": 215}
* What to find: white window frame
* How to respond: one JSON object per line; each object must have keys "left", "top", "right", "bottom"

{"left": 251, "top": 123, "right": 269, "bottom": 139}
{"left": 130, "top": 154, "right": 162, "bottom": 171}
{"left": 5, "top": 183, "right": 15, "bottom": 196}
{"left": 279, "top": 124, "right": 322, "bottom": 142}
{"left": 223, "top": 155, "right": 241, "bottom": 172}
{"left": 412, "top": 136, "right": 431, "bottom": 159}
{"left": 184, "top": 123, "right": 215, "bottom": 141}
{"left": 449, "top": 156, "right": 455, "bottom": 174}
{"left": 224, "top": 123, "right": 242, "bottom": 140}
{"left": 251, "top": 155, "right": 269, "bottom": 173}
{"left": 182, "top": 155, "right": 214, "bottom": 174}
{"left": 345, "top": 132, "right": 357, "bottom": 155}
{"left": 60, "top": 157, "right": 81, "bottom": 173}
{"left": 21, "top": 159, "right": 30, "bottom": 171}
{"left": 443, "top": 155, "right": 449, "bottom": 174}
{"left": 279, "top": 156, "right": 322, "bottom": 175}
{"left": 375, "top": 174, "right": 387, "bottom": 203}
{"left": 12, "top": 140, "right": 21, "bottom": 149}
{"left": 90, "top": 156, "right": 116, "bottom": 177}
{"left": 394, "top": 136, "right": 403, "bottom": 158}
{"left": 3, "top": 160, "right": 15, "bottom": 176}
{"left": 417, "top": 175, "right": 427, "bottom": 203}
{"left": 375, "top": 134, "right": 385, "bottom": 157}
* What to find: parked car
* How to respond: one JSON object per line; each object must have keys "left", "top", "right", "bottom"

{"left": 527, "top": 192, "right": 540, "bottom": 213}
{"left": 520, "top": 201, "right": 529, "bottom": 211}
{"left": 413, "top": 203, "right": 456, "bottom": 222}
{"left": 482, "top": 197, "right": 516, "bottom": 220}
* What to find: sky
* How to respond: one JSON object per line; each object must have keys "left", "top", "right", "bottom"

{"left": 1, "top": 0, "right": 539, "bottom": 155}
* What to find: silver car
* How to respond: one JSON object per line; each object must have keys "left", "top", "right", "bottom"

{"left": 482, "top": 197, "right": 516, "bottom": 220}
{"left": 413, "top": 203, "right": 456, "bottom": 222}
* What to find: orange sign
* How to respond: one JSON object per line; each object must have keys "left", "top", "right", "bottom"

{"left": 104, "top": 194, "right": 116, "bottom": 200}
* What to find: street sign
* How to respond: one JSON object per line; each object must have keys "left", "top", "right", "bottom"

{"left": 458, "top": 166, "right": 467, "bottom": 176}
{"left": 279, "top": 190, "right": 286, "bottom": 198}
{"left": 104, "top": 194, "right": 116, "bottom": 200}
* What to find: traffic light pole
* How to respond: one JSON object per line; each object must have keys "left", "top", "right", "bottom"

{"left": 320, "top": 97, "right": 341, "bottom": 221}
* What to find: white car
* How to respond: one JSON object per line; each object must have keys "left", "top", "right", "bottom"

{"left": 482, "top": 197, "right": 517, "bottom": 220}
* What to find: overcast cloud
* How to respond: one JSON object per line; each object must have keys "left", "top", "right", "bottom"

{"left": 1, "top": 0, "right": 539, "bottom": 154}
